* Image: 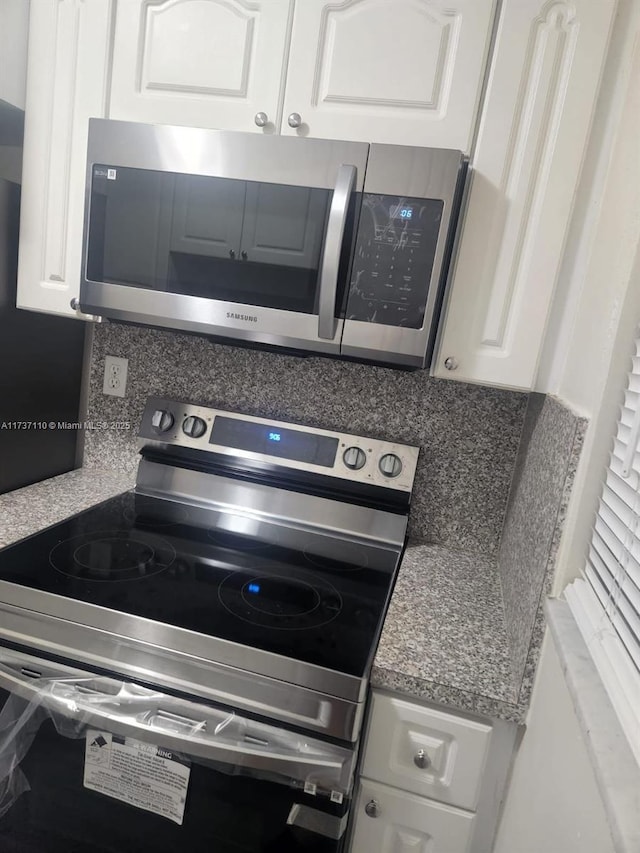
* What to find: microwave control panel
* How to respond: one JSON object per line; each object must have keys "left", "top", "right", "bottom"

{"left": 345, "top": 194, "right": 444, "bottom": 329}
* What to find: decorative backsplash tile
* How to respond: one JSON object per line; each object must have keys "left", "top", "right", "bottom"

{"left": 84, "top": 322, "right": 528, "bottom": 554}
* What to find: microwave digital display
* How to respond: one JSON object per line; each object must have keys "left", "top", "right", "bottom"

{"left": 391, "top": 205, "right": 413, "bottom": 220}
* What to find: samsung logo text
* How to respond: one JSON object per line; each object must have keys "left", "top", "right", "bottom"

{"left": 226, "top": 312, "right": 258, "bottom": 323}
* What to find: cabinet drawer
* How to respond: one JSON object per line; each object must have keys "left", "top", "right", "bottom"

{"left": 350, "top": 778, "right": 475, "bottom": 853}
{"left": 362, "top": 693, "right": 491, "bottom": 810}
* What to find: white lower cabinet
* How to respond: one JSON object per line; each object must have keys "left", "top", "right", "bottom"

{"left": 352, "top": 779, "right": 476, "bottom": 853}
{"left": 349, "top": 691, "right": 518, "bottom": 853}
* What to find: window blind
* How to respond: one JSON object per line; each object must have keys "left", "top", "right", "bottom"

{"left": 565, "top": 329, "right": 640, "bottom": 765}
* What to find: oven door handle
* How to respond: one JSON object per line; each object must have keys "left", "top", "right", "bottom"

{"left": 317, "top": 163, "right": 356, "bottom": 340}
{"left": 0, "top": 663, "right": 351, "bottom": 788}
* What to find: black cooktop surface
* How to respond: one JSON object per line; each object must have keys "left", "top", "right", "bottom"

{"left": 0, "top": 492, "right": 400, "bottom": 678}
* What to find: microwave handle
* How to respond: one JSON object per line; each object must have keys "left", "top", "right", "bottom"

{"left": 317, "top": 164, "right": 357, "bottom": 340}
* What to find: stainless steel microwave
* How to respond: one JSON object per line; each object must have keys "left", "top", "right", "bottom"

{"left": 80, "top": 119, "right": 465, "bottom": 368}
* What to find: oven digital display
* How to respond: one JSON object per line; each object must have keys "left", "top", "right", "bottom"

{"left": 209, "top": 417, "right": 339, "bottom": 467}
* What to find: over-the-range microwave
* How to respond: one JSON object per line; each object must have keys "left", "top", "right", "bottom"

{"left": 80, "top": 119, "right": 466, "bottom": 368}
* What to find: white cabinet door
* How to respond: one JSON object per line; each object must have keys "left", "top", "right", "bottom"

{"left": 362, "top": 692, "right": 492, "bottom": 811}
{"left": 17, "top": 0, "right": 113, "bottom": 318}
{"left": 281, "top": 0, "right": 496, "bottom": 149}
{"left": 433, "top": 0, "right": 616, "bottom": 390}
{"left": 109, "top": 0, "right": 293, "bottom": 133}
{"left": 350, "top": 779, "right": 475, "bottom": 853}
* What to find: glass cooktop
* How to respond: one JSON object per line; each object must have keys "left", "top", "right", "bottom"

{"left": 0, "top": 492, "right": 400, "bottom": 678}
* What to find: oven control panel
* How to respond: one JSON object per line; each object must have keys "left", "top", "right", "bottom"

{"left": 140, "top": 397, "right": 419, "bottom": 492}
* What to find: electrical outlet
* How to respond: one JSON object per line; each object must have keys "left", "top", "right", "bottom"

{"left": 102, "top": 356, "right": 128, "bottom": 398}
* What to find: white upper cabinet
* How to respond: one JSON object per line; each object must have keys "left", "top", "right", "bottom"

{"left": 281, "top": 0, "right": 496, "bottom": 149}
{"left": 17, "top": 0, "right": 113, "bottom": 318}
{"left": 108, "top": 0, "right": 495, "bottom": 147}
{"left": 15, "top": 0, "right": 620, "bottom": 393}
{"left": 433, "top": 0, "right": 617, "bottom": 390}
{"left": 109, "top": 0, "right": 293, "bottom": 133}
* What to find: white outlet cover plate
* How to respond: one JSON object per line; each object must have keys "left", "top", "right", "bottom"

{"left": 103, "top": 356, "right": 128, "bottom": 398}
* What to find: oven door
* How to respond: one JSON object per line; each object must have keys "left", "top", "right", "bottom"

{"left": 0, "top": 647, "right": 354, "bottom": 853}
{"left": 80, "top": 119, "right": 368, "bottom": 355}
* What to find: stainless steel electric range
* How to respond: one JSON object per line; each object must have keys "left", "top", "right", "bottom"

{"left": 0, "top": 397, "right": 418, "bottom": 853}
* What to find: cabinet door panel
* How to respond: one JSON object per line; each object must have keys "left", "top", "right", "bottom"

{"left": 109, "top": 0, "right": 292, "bottom": 133}
{"left": 240, "top": 184, "right": 328, "bottom": 269}
{"left": 17, "top": 0, "right": 113, "bottom": 318}
{"left": 434, "top": 0, "right": 616, "bottom": 389}
{"left": 350, "top": 779, "right": 475, "bottom": 853}
{"left": 362, "top": 693, "right": 491, "bottom": 810}
{"left": 170, "top": 175, "right": 246, "bottom": 259}
{"left": 281, "top": 0, "right": 496, "bottom": 149}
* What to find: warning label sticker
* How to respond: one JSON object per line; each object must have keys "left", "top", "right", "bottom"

{"left": 84, "top": 729, "right": 191, "bottom": 825}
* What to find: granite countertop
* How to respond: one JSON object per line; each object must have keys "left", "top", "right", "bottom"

{"left": 372, "top": 544, "right": 525, "bottom": 722}
{"left": 0, "top": 469, "right": 523, "bottom": 723}
{"left": 0, "top": 468, "right": 136, "bottom": 548}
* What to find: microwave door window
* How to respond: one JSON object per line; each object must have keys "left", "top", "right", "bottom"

{"left": 87, "top": 165, "right": 337, "bottom": 317}
{"left": 87, "top": 167, "right": 175, "bottom": 291}
{"left": 168, "top": 180, "right": 331, "bottom": 314}
{"left": 169, "top": 175, "right": 246, "bottom": 262}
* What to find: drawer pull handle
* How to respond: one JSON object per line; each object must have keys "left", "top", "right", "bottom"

{"left": 414, "top": 749, "right": 430, "bottom": 769}
{"left": 364, "top": 799, "right": 379, "bottom": 818}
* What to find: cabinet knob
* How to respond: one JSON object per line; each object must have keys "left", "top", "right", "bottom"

{"left": 229, "top": 249, "right": 236, "bottom": 259}
{"left": 364, "top": 799, "right": 379, "bottom": 818}
{"left": 413, "top": 749, "right": 430, "bottom": 769}
{"left": 287, "top": 112, "right": 303, "bottom": 129}
{"left": 444, "top": 356, "right": 459, "bottom": 371}
{"left": 70, "top": 298, "right": 79, "bottom": 311}
{"left": 254, "top": 112, "right": 269, "bottom": 127}
{"left": 241, "top": 250, "right": 248, "bottom": 261}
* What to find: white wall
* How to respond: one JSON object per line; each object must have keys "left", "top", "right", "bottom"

{"left": 495, "top": 3, "right": 640, "bottom": 850}
{"left": 493, "top": 636, "right": 615, "bottom": 853}
{"left": 536, "top": 0, "right": 640, "bottom": 421}
{"left": 546, "top": 0, "right": 640, "bottom": 592}
{"left": 0, "top": 0, "right": 30, "bottom": 110}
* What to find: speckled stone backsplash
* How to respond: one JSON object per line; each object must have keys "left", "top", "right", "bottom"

{"left": 498, "top": 394, "right": 587, "bottom": 702}
{"left": 84, "top": 322, "right": 528, "bottom": 554}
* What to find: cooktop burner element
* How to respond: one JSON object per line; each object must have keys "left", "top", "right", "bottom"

{"left": 0, "top": 397, "right": 420, "bottom": 742}
{"left": 49, "top": 530, "right": 176, "bottom": 582}
{"left": 218, "top": 568, "right": 342, "bottom": 630}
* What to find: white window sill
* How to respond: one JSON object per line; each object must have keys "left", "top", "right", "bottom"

{"left": 545, "top": 598, "right": 640, "bottom": 853}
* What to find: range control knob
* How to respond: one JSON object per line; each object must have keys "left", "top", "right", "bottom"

{"left": 379, "top": 453, "right": 403, "bottom": 478}
{"left": 182, "top": 416, "right": 207, "bottom": 439}
{"left": 151, "top": 409, "right": 174, "bottom": 433}
{"left": 343, "top": 446, "right": 366, "bottom": 470}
